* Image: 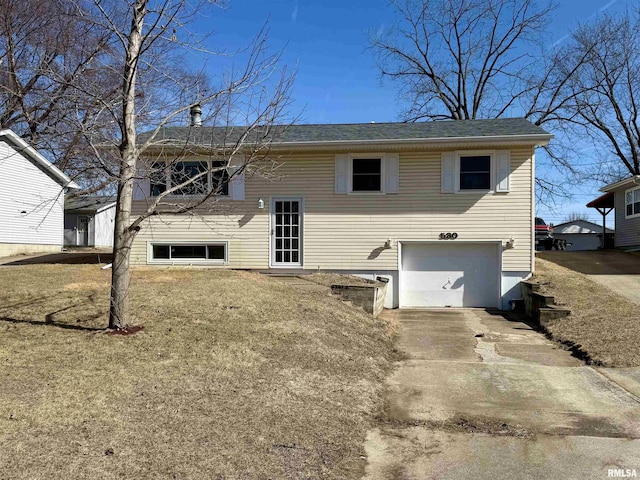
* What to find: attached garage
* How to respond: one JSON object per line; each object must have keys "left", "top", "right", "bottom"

{"left": 399, "top": 242, "right": 501, "bottom": 308}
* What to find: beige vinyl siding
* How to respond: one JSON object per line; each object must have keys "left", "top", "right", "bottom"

{"left": 614, "top": 188, "right": 640, "bottom": 248}
{"left": 130, "top": 146, "right": 533, "bottom": 272}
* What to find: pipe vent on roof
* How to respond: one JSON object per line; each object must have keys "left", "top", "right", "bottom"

{"left": 190, "top": 104, "right": 202, "bottom": 127}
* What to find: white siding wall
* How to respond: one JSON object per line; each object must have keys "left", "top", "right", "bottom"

{"left": 0, "top": 139, "right": 64, "bottom": 249}
{"left": 130, "top": 146, "right": 534, "bottom": 273}
{"left": 94, "top": 207, "right": 115, "bottom": 247}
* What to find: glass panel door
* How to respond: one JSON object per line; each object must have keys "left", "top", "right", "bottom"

{"left": 272, "top": 199, "right": 302, "bottom": 266}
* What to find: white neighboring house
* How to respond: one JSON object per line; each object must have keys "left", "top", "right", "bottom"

{"left": 64, "top": 196, "right": 116, "bottom": 248}
{"left": 0, "top": 129, "right": 79, "bottom": 257}
{"left": 553, "top": 220, "right": 614, "bottom": 251}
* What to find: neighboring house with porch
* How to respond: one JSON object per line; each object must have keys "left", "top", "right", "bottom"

{"left": 592, "top": 177, "right": 640, "bottom": 250}
{"left": 130, "top": 118, "right": 552, "bottom": 310}
{"left": 552, "top": 219, "right": 614, "bottom": 251}
{"left": 0, "top": 129, "right": 79, "bottom": 257}
{"left": 64, "top": 196, "right": 116, "bottom": 248}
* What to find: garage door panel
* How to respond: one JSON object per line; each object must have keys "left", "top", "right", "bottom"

{"left": 400, "top": 243, "right": 499, "bottom": 308}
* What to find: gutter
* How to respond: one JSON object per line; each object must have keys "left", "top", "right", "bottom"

{"left": 142, "top": 133, "right": 553, "bottom": 153}
{"left": 600, "top": 175, "right": 640, "bottom": 192}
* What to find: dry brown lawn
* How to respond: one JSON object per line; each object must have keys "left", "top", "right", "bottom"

{"left": 534, "top": 258, "right": 640, "bottom": 367}
{"left": 0, "top": 265, "right": 395, "bottom": 479}
{"left": 304, "top": 273, "right": 384, "bottom": 288}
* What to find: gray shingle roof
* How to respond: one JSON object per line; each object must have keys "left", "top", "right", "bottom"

{"left": 141, "top": 118, "right": 551, "bottom": 146}
{"left": 65, "top": 196, "right": 116, "bottom": 212}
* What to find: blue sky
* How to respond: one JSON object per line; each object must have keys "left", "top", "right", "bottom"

{"left": 196, "top": 0, "right": 634, "bottom": 226}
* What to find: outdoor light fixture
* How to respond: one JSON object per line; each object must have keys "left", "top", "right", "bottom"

{"left": 506, "top": 236, "right": 516, "bottom": 249}
{"left": 258, "top": 198, "right": 265, "bottom": 209}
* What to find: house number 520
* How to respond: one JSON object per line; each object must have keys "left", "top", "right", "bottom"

{"left": 439, "top": 232, "right": 458, "bottom": 240}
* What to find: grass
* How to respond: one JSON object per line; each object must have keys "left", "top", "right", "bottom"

{"left": 0, "top": 265, "right": 395, "bottom": 479}
{"left": 534, "top": 258, "right": 640, "bottom": 367}
{"left": 304, "top": 273, "right": 384, "bottom": 288}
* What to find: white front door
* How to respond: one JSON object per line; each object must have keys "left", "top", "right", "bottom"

{"left": 399, "top": 242, "right": 500, "bottom": 308}
{"left": 77, "top": 216, "right": 91, "bottom": 246}
{"left": 271, "top": 198, "right": 303, "bottom": 267}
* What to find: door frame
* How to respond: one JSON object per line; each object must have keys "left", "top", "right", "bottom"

{"left": 269, "top": 197, "right": 304, "bottom": 268}
{"left": 76, "top": 215, "right": 91, "bottom": 247}
{"left": 397, "top": 240, "right": 502, "bottom": 308}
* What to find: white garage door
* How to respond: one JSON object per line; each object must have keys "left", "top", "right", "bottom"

{"left": 400, "top": 243, "right": 500, "bottom": 308}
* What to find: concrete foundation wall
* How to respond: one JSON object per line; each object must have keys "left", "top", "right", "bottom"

{"left": 0, "top": 243, "right": 61, "bottom": 258}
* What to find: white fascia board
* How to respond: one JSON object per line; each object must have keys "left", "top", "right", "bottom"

{"left": 0, "top": 128, "right": 80, "bottom": 189}
{"left": 269, "top": 133, "right": 553, "bottom": 148}
{"left": 95, "top": 202, "right": 117, "bottom": 213}
{"left": 600, "top": 175, "right": 640, "bottom": 192}
{"left": 144, "top": 133, "right": 553, "bottom": 153}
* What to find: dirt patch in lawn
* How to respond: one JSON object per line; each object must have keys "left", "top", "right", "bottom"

{"left": 0, "top": 265, "right": 395, "bottom": 479}
{"left": 304, "top": 273, "right": 385, "bottom": 288}
{"left": 534, "top": 258, "right": 640, "bottom": 367}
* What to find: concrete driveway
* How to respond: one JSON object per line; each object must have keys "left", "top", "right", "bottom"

{"left": 538, "top": 250, "right": 640, "bottom": 304}
{"left": 0, "top": 249, "right": 112, "bottom": 266}
{"left": 364, "top": 309, "right": 640, "bottom": 480}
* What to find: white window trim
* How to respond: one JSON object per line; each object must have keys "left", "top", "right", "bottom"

{"left": 150, "top": 160, "right": 230, "bottom": 199}
{"left": 348, "top": 153, "right": 386, "bottom": 195}
{"left": 625, "top": 185, "right": 640, "bottom": 219}
{"left": 454, "top": 150, "right": 496, "bottom": 194}
{"left": 147, "top": 240, "right": 228, "bottom": 265}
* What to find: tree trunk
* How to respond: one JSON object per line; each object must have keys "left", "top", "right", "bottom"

{"left": 108, "top": 0, "right": 146, "bottom": 329}
{"left": 108, "top": 166, "right": 136, "bottom": 329}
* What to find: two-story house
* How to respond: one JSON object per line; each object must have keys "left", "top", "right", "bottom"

{"left": 130, "top": 118, "right": 552, "bottom": 309}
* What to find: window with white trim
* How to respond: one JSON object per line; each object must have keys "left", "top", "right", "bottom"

{"left": 459, "top": 154, "right": 491, "bottom": 190}
{"left": 352, "top": 158, "right": 382, "bottom": 192}
{"left": 149, "top": 160, "right": 229, "bottom": 197}
{"left": 335, "top": 153, "right": 399, "bottom": 195}
{"left": 625, "top": 186, "right": 640, "bottom": 218}
{"left": 441, "top": 150, "right": 510, "bottom": 194}
{"left": 149, "top": 242, "right": 227, "bottom": 264}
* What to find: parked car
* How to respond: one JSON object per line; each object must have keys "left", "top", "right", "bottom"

{"left": 535, "top": 217, "right": 567, "bottom": 250}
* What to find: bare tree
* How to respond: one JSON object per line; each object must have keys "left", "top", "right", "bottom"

{"left": 370, "top": 0, "right": 554, "bottom": 121}
{"left": 552, "top": 10, "right": 640, "bottom": 179}
{"left": 0, "top": 0, "right": 115, "bottom": 182}
{"left": 71, "top": 0, "right": 293, "bottom": 329}
{"left": 563, "top": 212, "right": 588, "bottom": 223}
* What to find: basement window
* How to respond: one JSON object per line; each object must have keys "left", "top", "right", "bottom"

{"left": 149, "top": 242, "right": 227, "bottom": 264}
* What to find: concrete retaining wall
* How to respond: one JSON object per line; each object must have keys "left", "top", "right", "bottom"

{"left": 330, "top": 280, "right": 388, "bottom": 317}
{"left": 520, "top": 280, "right": 571, "bottom": 327}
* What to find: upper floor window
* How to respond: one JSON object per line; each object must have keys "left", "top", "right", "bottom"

{"left": 625, "top": 186, "right": 640, "bottom": 218}
{"left": 352, "top": 158, "right": 382, "bottom": 192}
{"left": 149, "top": 160, "right": 229, "bottom": 197}
{"left": 334, "top": 153, "right": 399, "bottom": 195}
{"left": 459, "top": 155, "right": 491, "bottom": 190}
{"left": 441, "top": 150, "right": 510, "bottom": 194}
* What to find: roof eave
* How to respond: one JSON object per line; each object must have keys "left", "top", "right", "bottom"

{"left": 0, "top": 129, "right": 80, "bottom": 189}
{"left": 96, "top": 202, "right": 117, "bottom": 213}
{"left": 601, "top": 175, "right": 640, "bottom": 192}
{"left": 143, "top": 133, "right": 553, "bottom": 153}
{"left": 267, "top": 133, "right": 553, "bottom": 149}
